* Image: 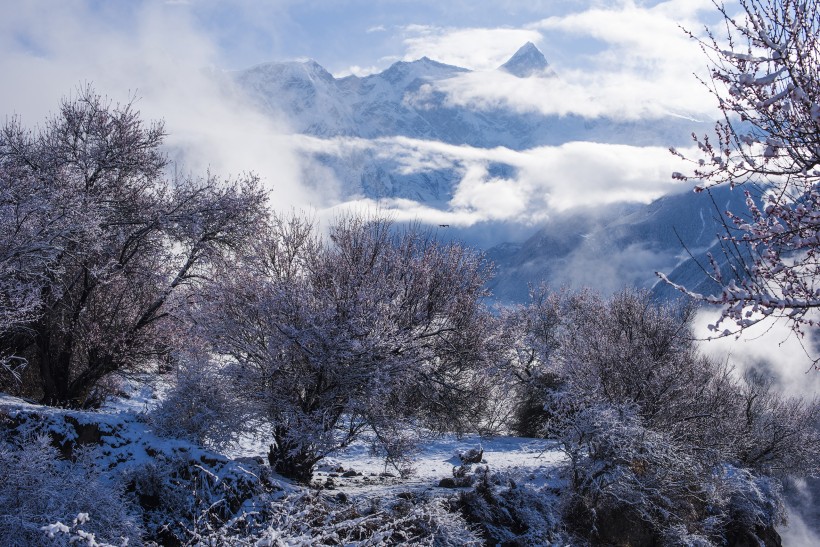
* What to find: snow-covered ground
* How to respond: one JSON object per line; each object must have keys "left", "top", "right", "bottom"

{"left": 3, "top": 377, "right": 816, "bottom": 546}
{"left": 313, "top": 434, "right": 562, "bottom": 495}
{"left": 12, "top": 377, "right": 567, "bottom": 500}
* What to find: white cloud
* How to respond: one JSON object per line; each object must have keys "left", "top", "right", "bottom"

{"left": 400, "top": 0, "right": 721, "bottom": 121}
{"left": 336, "top": 65, "right": 384, "bottom": 78}
{"left": 533, "top": 0, "right": 714, "bottom": 56}
{"left": 693, "top": 309, "right": 820, "bottom": 399}
{"left": 321, "top": 197, "right": 491, "bottom": 228}
{"left": 436, "top": 67, "right": 716, "bottom": 120}
{"left": 401, "top": 25, "right": 544, "bottom": 70}
{"left": 0, "top": 0, "right": 312, "bottom": 210}
{"left": 449, "top": 164, "right": 530, "bottom": 220}
{"left": 294, "top": 135, "right": 691, "bottom": 226}
{"left": 780, "top": 505, "right": 820, "bottom": 547}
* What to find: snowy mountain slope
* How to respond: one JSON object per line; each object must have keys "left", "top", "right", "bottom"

{"left": 499, "top": 41, "right": 555, "bottom": 78}
{"left": 235, "top": 43, "right": 701, "bottom": 151}
{"left": 650, "top": 187, "right": 759, "bottom": 302}
{"left": 488, "top": 185, "right": 748, "bottom": 302}
{"left": 234, "top": 43, "right": 707, "bottom": 210}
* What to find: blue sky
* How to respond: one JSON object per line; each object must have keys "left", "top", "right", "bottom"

{"left": 158, "top": 0, "right": 720, "bottom": 77}
{"left": 180, "top": 0, "right": 595, "bottom": 72}
{"left": 1, "top": 0, "right": 722, "bottom": 88}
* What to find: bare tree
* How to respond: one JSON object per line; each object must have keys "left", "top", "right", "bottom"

{"left": 0, "top": 87, "right": 268, "bottom": 406}
{"left": 198, "top": 213, "right": 495, "bottom": 482}
{"left": 661, "top": 0, "right": 820, "bottom": 349}
{"left": 0, "top": 167, "right": 58, "bottom": 384}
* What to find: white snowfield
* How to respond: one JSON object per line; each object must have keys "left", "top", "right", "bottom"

{"left": 270, "top": 433, "right": 564, "bottom": 496}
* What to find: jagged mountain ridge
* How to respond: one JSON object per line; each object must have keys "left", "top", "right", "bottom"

{"left": 234, "top": 43, "right": 707, "bottom": 206}
{"left": 235, "top": 43, "right": 700, "bottom": 151}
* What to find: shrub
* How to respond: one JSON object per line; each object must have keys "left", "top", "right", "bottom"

{"left": 199, "top": 213, "right": 496, "bottom": 482}
{"left": 149, "top": 350, "right": 248, "bottom": 451}
{"left": 0, "top": 434, "right": 141, "bottom": 546}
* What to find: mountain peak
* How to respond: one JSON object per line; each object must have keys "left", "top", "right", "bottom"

{"left": 499, "top": 42, "right": 551, "bottom": 78}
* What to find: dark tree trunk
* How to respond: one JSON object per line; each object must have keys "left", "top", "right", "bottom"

{"left": 268, "top": 428, "right": 319, "bottom": 484}
{"left": 36, "top": 331, "right": 72, "bottom": 406}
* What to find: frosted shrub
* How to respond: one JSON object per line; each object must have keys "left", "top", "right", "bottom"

{"left": 547, "top": 400, "right": 788, "bottom": 546}
{"left": 0, "top": 434, "right": 141, "bottom": 546}
{"left": 496, "top": 284, "right": 564, "bottom": 437}
{"left": 41, "top": 513, "right": 129, "bottom": 547}
{"left": 548, "top": 401, "right": 707, "bottom": 544}
{"left": 150, "top": 351, "right": 248, "bottom": 450}
{"left": 175, "top": 491, "right": 480, "bottom": 546}
{"left": 513, "top": 287, "right": 816, "bottom": 544}
{"left": 266, "top": 492, "right": 480, "bottom": 546}
{"left": 457, "top": 467, "right": 565, "bottom": 545}
{"left": 535, "top": 288, "right": 819, "bottom": 476}
{"left": 708, "top": 465, "right": 786, "bottom": 543}
{"left": 0, "top": 87, "right": 268, "bottom": 407}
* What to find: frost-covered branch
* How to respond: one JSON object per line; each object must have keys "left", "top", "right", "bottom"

{"left": 662, "top": 0, "right": 820, "bottom": 360}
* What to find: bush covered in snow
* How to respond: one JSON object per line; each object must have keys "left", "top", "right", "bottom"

{"left": 502, "top": 287, "right": 818, "bottom": 545}
{"left": 197, "top": 213, "right": 497, "bottom": 483}
{"left": 149, "top": 350, "right": 249, "bottom": 451}
{"left": 0, "top": 87, "right": 268, "bottom": 408}
{"left": 234, "top": 491, "right": 482, "bottom": 546}
{"left": 0, "top": 434, "right": 142, "bottom": 546}
{"left": 546, "top": 399, "right": 787, "bottom": 545}
{"left": 456, "top": 466, "right": 566, "bottom": 545}
{"left": 124, "top": 451, "right": 277, "bottom": 545}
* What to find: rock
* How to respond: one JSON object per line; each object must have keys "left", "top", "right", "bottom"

{"left": 458, "top": 446, "right": 483, "bottom": 464}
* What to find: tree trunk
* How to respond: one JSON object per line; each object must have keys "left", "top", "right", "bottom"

{"left": 34, "top": 325, "right": 71, "bottom": 406}
{"left": 268, "top": 428, "right": 319, "bottom": 484}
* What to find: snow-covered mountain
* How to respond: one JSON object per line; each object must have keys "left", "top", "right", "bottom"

{"left": 236, "top": 43, "right": 697, "bottom": 149}
{"left": 499, "top": 41, "right": 554, "bottom": 78}
{"left": 232, "top": 43, "right": 722, "bottom": 301}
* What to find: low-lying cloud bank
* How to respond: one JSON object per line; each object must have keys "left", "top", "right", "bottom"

{"left": 693, "top": 309, "right": 820, "bottom": 399}
{"left": 295, "top": 134, "right": 694, "bottom": 226}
